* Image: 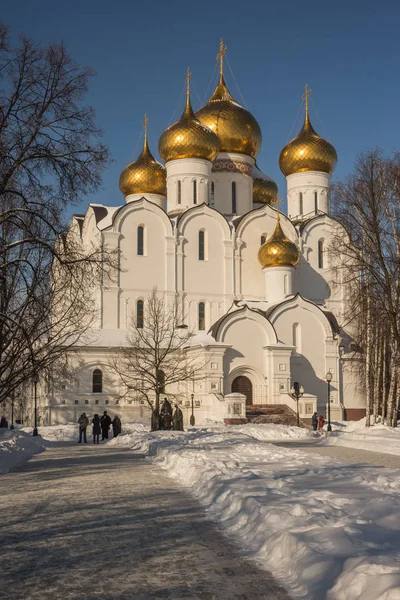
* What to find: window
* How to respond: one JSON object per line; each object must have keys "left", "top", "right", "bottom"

{"left": 105, "top": 400, "right": 109, "bottom": 405}
{"left": 95, "top": 399, "right": 99, "bottom": 405}
{"left": 314, "top": 191, "right": 318, "bottom": 214}
{"left": 158, "top": 370, "right": 165, "bottom": 393}
{"left": 299, "top": 192, "right": 303, "bottom": 215}
{"left": 137, "top": 226, "right": 144, "bottom": 256}
{"left": 198, "top": 302, "right": 205, "bottom": 330}
{"left": 92, "top": 369, "right": 103, "bottom": 393}
{"left": 318, "top": 240, "right": 324, "bottom": 269}
{"left": 61, "top": 400, "right": 66, "bottom": 405}
{"left": 193, "top": 180, "right": 197, "bottom": 204}
{"left": 199, "top": 230, "right": 205, "bottom": 261}
{"left": 232, "top": 182, "right": 237, "bottom": 214}
{"left": 74, "top": 400, "right": 79, "bottom": 405}
{"left": 136, "top": 299, "right": 144, "bottom": 328}
{"left": 85, "top": 399, "right": 89, "bottom": 405}
{"left": 177, "top": 180, "right": 182, "bottom": 204}
{"left": 261, "top": 235, "right": 266, "bottom": 245}
{"left": 210, "top": 182, "right": 215, "bottom": 207}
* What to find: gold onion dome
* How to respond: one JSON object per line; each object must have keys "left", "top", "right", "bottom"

{"left": 158, "top": 69, "right": 220, "bottom": 163}
{"left": 253, "top": 165, "right": 278, "bottom": 205}
{"left": 195, "top": 40, "right": 262, "bottom": 158}
{"left": 279, "top": 85, "right": 337, "bottom": 177}
{"left": 119, "top": 116, "right": 166, "bottom": 197}
{"left": 258, "top": 214, "right": 300, "bottom": 268}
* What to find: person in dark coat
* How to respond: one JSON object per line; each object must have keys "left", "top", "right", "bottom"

{"left": 78, "top": 412, "right": 89, "bottom": 443}
{"left": 160, "top": 398, "right": 172, "bottom": 430}
{"left": 151, "top": 408, "right": 160, "bottom": 432}
{"left": 112, "top": 415, "right": 122, "bottom": 438}
{"left": 172, "top": 404, "right": 184, "bottom": 431}
{"left": 311, "top": 412, "right": 318, "bottom": 432}
{"left": 100, "top": 411, "right": 112, "bottom": 440}
{"left": 318, "top": 414, "right": 325, "bottom": 431}
{"left": 0, "top": 416, "right": 8, "bottom": 428}
{"left": 92, "top": 414, "right": 101, "bottom": 444}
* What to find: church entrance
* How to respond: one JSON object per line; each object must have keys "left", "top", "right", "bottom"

{"left": 232, "top": 376, "right": 253, "bottom": 405}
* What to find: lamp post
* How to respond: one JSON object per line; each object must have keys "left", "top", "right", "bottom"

{"left": 33, "top": 373, "right": 39, "bottom": 437}
{"left": 326, "top": 372, "right": 332, "bottom": 432}
{"left": 190, "top": 393, "right": 195, "bottom": 426}
{"left": 10, "top": 394, "right": 14, "bottom": 430}
{"left": 290, "top": 381, "right": 304, "bottom": 427}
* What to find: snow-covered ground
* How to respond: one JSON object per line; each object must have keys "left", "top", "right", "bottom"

{"left": 0, "top": 428, "right": 46, "bottom": 473}
{"left": 323, "top": 418, "right": 400, "bottom": 456}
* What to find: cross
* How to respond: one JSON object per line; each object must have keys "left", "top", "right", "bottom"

{"left": 216, "top": 38, "right": 227, "bottom": 75}
{"left": 302, "top": 83, "right": 312, "bottom": 114}
{"left": 185, "top": 66, "right": 192, "bottom": 95}
{"left": 143, "top": 113, "right": 148, "bottom": 141}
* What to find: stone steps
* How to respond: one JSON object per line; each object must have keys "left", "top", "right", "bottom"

{"left": 246, "top": 404, "right": 304, "bottom": 427}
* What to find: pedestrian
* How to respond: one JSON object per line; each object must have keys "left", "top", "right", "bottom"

{"left": 100, "top": 410, "right": 112, "bottom": 440}
{"left": 160, "top": 397, "right": 172, "bottom": 430}
{"left": 172, "top": 404, "right": 184, "bottom": 431}
{"left": 162, "top": 411, "right": 172, "bottom": 430}
{"left": 151, "top": 408, "right": 160, "bottom": 432}
{"left": 112, "top": 414, "right": 122, "bottom": 438}
{"left": 92, "top": 414, "right": 101, "bottom": 444}
{"left": 78, "top": 412, "right": 89, "bottom": 443}
{"left": 311, "top": 412, "right": 318, "bottom": 432}
{"left": 0, "top": 416, "right": 8, "bottom": 428}
{"left": 318, "top": 414, "right": 325, "bottom": 431}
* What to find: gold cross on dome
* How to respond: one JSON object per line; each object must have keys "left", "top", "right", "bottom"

{"left": 216, "top": 39, "right": 227, "bottom": 75}
{"left": 185, "top": 67, "right": 192, "bottom": 95}
{"left": 302, "top": 83, "right": 312, "bottom": 114}
{"left": 143, "top": 113, "right": 148, "bottom": 141}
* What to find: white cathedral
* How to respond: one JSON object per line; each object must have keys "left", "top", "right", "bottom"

{"left": 49, "top": 43, "right": 365, "bottom": 426}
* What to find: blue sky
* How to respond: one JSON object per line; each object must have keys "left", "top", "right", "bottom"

{"left": 3, "top": 0, "right": 400, "bottom": 216}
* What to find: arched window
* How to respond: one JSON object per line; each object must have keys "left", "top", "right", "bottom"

{"left": 198, "top": 302, "right": 205, "bottom": 330}
{"left": 158, "top": 370, "right": 165, "bottom": 393}
{"left": 177, "top": 180, "right": 182, "bottom": 204}
{"left": 314, "top": 191, "right": 318, "bottom": 214}
{"left": 193, "top": 180, "right": 197, "bottom": 204}
{"left": 210, "top": 182, "right": 215, "bottom": 207}
{"left": 293, "top": 323, "right": 301, "bottom": 353}
{"left": 261, "top": 235, "right": 266, "bottom": 245}
{"left": 92, "top": 369, "right": 102, "bottom": 393}
{"left": 299, "top": 192, "right": 303, "bottom": 215}
{"left": 137, "top": 226, "right": 144, "bottom": 256}
{"left": 232, "top": 182, "right": 237, "bottom": 214}
{"left": 136, "top": 299, "right": 144, "bottom": 328}
{"left": 318, "top": 239, "right": 324, "bottom": 269}
{"left": 199, "top": 230, "right": 205, "bottom": 261}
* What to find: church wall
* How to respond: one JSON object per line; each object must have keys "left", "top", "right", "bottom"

{"left": 211, "top": 152, "right": 254, "bottom": 215}
{"left": 286, "top": 171, "right": 331, "bottom": 219}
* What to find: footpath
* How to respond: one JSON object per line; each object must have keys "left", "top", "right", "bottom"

{"left": 0, "top": 444, "right": 291, "bottom": 600}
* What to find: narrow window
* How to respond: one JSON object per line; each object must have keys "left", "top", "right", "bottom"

{"left": 299, "top": 192, "right": 303, "bottom": 215}
{"left": 318, "top": 240, "right": 324, "bottom": 269}
{"left": 137, "top": 226, "right": 144, "bottom": 256}
{"left": 261, "top": 235, "right": 266, "bottom": 245}
{"left": 232, "top": 182, "right": 237, "bottom": 214}
{"left": 210, "top": 182, "right": 215, "bottom": 207}
{"left": 93, "top": 369, "right": 102, "bottom": 393}
{"left": 177, "top": 180, "right": 182, "bottom": 204}
{"left": 314, "top": 191, "right": 318, "bottom": 214}
{"left": 199, "top": 230, "right": 205, "bottom": 261}
{"left": 198, "top": 302, "right": 205, "bottom": 331}
{"left": 193, "top": 180, "right": 197, "bottom": 204}
{"left": 137, "top": 299, "right": 144, "bottom": 328}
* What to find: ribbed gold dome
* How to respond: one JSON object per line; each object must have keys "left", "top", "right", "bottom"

{"left": 279, "top": 110, "right": 337, "bottom": 177}
{"left": 253, "top": 165, "right": 278, "bottom": 205}
{"left": 195, "top": 74, "right": 262, "bottom": 158}
{"left": 258, "top": 215, "right": 300, "bottom": 268}
{"left": 119, "top": 134, "right": 166, "bottom": 197}
{"left": 158, "top": 81, "right": 219, "bottom": 163}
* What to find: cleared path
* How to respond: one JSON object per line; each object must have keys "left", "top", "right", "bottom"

{"left": 1, "top": 444, "right": 291, "bottom": 600}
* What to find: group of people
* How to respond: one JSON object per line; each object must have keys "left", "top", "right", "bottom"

{"left": 312, "top": 412, "right": 325, "bottom": 432}
{"left": 0, "top": 416, "right": 9, "bottom": 428}
{"left": 78, "top": 411, "right": 121, "bottom": 444}
{"left": 151, "top": 398, "right": 184, "bottom": 431}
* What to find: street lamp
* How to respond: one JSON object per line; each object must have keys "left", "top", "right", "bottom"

{"left": 326, "top": 372, "right": 332, "bottom": 432}
{"left": 190, "top": 393, "right": 195, "bottom": 426}
{"left": 10, "top": 394, "right": 14, "bottom": 430}
{"left": 290, "top": 381, "right": 304, "bottom": 427}
{"left": 33, "top": 373, "right": 39, "bottom": 437}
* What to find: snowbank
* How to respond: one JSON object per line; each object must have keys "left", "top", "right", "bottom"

{"left": 324, "top": 419, "right": 400, "bottom": 456}
{"left": 111, "top": 424, "right": 400, "bottom": 600}
{"left": 0, "top": 428, "right": 46, "bottom": 474}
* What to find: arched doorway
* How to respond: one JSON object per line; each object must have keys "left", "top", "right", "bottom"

{"left": 232, "top": 376, "right": 253, "bottom": 405}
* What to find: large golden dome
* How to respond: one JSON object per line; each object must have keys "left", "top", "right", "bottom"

{"left": 258, "top": 214, "right": 300, "bottom": 268}
{"left": 158, "top": 71, "right": 219, "bottom": 163}
{"left": 253, "top": 165, "right": 278, "bottom": 205}
{"left": 119, "top": 121, "right": 166, "bottom": 197}
{"left": 279, "top": 93, "right": 337, "bottom": 176}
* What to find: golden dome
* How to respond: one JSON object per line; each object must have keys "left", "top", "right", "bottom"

{"left": 119, "top": 118, "right": 166, "bottom": 197}
{"left": 279, "top": 87, "right": 337, "bottom": 177}
{"left": 258, "top": 214, "right": 300, "bottom": 268}
{"left": 158, "top": 70, "right": 219, "bottom": 163}
{"left": 253, "top": 165, "right": 278, "bottom": 205}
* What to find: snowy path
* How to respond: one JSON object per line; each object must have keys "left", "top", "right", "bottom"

{"left": 272, "top": 440, "right": 400, "bottom": 468}
{"left": 1, "top": 444, "right": 291, "bottom": 600}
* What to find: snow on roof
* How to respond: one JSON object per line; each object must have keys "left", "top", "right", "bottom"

{"left": 186, "top": 331, "right": 219, "bottom": 347}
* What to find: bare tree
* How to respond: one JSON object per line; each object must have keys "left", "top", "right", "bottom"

{"left": 0, "top": 25, "right": 111, "bottom": 405}
{"left": 332, "top": 149, "right": 400, "bottom": 426}
{"left": 110, "top": 289, "right": 206, "bottom": 429}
